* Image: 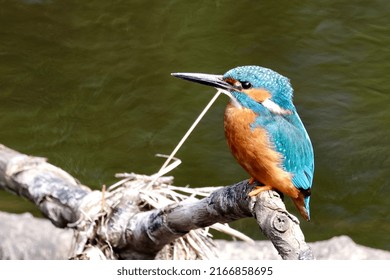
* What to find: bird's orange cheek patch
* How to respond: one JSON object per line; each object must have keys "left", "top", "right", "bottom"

{"left": 243, "top": 88, "right": 272, "bottom": 103}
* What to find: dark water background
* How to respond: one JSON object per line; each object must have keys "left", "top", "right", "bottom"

{"left": 0, "top": 0, "right": 389, "bottom": 250}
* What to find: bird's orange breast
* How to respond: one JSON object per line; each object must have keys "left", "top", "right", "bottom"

{"left": 224, "top": 103, "right": 299, "bottom": 199}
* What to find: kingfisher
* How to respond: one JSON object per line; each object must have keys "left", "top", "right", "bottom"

{"left": 172, "top": 66, "right": 314, "bottom": 221}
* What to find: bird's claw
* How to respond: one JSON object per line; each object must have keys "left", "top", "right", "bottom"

{"left": 248, "top": 185, "right": 273, "bottom": 197}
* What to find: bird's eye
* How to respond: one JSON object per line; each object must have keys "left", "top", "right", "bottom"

{"left": 241, "top": 81, "right": 252, "bottom": 89}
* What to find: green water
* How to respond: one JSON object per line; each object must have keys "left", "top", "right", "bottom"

{"left": 0, "top": 0, "right": 389, "bottom": 251}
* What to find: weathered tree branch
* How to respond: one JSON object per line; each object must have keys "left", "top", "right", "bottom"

{"left": 0, "top": 144, "right": 313, "bottom": 260}
{"left": 0, "top": 144, "right": 90, "bottom": 228}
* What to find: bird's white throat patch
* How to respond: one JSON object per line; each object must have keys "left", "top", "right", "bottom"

{"left": 219, "top": 89, "right": 242, "bottom": 109}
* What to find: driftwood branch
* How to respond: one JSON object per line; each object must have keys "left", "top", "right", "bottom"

{"left": 2, "top": 212, "right": 389, "bottom": 260}
{"left": 0, "top": 144, "right": 313, "bottom": 260}
{"left": 0, "top": 144, "right": 90, "bottom": 228}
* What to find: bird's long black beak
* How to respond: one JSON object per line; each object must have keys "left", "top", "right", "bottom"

{"left": 171, "top": 72, "right": 234, "bottom": 92}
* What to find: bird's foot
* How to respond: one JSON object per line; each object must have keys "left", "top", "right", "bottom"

{"left": 248, "top": 185, "right": 273, "bottom": 197}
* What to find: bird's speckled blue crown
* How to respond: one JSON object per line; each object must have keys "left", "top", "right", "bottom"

{"left": 223, "top": 66, "right": 295, "bottom": 111}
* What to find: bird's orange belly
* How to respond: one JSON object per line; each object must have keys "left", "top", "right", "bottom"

{"left": 224, "top": 104, "right": 299, "bottom": 198}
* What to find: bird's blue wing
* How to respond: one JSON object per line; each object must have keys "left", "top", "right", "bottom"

{"left": 252, "top": 111, "right": 314, "bottom": 191}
